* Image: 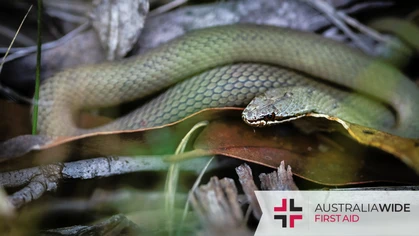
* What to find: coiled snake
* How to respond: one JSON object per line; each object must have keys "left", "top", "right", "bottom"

{"left": 37, "top": 25, "right": 419, "bottom": 138}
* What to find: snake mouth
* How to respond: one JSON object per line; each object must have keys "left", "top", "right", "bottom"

{"left": 243, "top": 112, "right": 308, "bottom": 127}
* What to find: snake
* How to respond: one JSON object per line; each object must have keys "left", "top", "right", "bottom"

{"left": 36, "top": 24, "right": 419, "bottom": 138}
{"left": 369, "top": 18, "right": 419, "bottom": 53}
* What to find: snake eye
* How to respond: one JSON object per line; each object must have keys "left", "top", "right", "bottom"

{"left": 263, "top": 113, "right": 276, "bottom": 121}
{"left": 263, "top": 114, "right": 272, "bottom": 121}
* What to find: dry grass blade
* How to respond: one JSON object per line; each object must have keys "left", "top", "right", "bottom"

{"left": 164, "top": 120, "right": 208, "bottom": 234}
{"left": 0, "top": 5, "right": 34, "bottom": 104}
{"left": 149, "top": 0, "right": 188, "bottom": 17}
{"left": 0, "top": 5, "right": 33, "bottom": 72}
{"left": 178, "top": 156, "right": 215, "bottom": 235}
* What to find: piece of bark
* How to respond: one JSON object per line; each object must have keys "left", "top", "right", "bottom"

{"left": 191, "top": 176, "right": 252, "bottom": 236}
{"left": 235, "top": 163, "right": 262, "bottom": 220}
{"left": 8, "top": 163, "right": 63, "bottom": 208}
{"left": 1, "top": 156, "right": 214, "bottom": 187}
{"left": 90, "top": 0, "right": 149, "bottom": 60}
{"left": 259, "top": 161, "right": 299, "bottom": 191}
{"left": 1, "top": 155, "right": 217, "bottom": 208}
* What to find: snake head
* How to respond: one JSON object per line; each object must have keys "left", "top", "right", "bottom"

{"left": 242, "top": 87, "right": 314, "bottom": 127}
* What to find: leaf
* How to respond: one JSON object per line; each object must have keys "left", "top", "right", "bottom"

{"left": 2, "top": 105, "right": 418, "bottom": 186}
{"left": 0, "top": 108, "right": 241, "bottom": 171}
{"left": 294, "top": 113, "right": 419, "bottom": 173}
{"left": 171, "top": 117, "right": 419, "bottom": 186}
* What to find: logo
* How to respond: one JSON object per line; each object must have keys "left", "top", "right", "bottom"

{"left": 274, "top": 198, "right": 303, "bottom": 228}
{"left": 256, "top": 191, "right": 418, "bottom": 235}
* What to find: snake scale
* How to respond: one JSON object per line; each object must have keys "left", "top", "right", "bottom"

{"left": 37, "top": 25, "right": 419, "bottom": 138}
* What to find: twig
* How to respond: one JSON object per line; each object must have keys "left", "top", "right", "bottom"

{"left": 0, "top": 24, "right": 36, "bottom": 46}
{"left": 301, "top": 0, "right": 373, "bottom": 54}
{"left": 43, "top": 0, "right": 91, "bottom": 14}
{"left": 1, "top": 156, "right": 215, "bottom": 187}
{"left": 149, "top": 0, "right": 188, "bottom": 17}
{"left": 336, "top": 8, "right": 388, "bottom": 43}
{"left": 45, "top": 9, "right": 88, "bottom": 24}
{"left": 8, "top": 163, "right": 63, "bottom": 208}
{"left": 43, "top": 0, "right": 90, "bottom": 23}
{"left": 342, "top": 1, "right": 393, "bottom": 15}
{"left": 0, "top": 22, "right": 90, "bottom": 104}
{"left": 301, "top": 0, "right": 403, "bottom": 54}
{"left": 1, "top": 155, "right": 216, "bottom": 208}
{"left": 0, "top": 22, "right": 90, "bottom": 57}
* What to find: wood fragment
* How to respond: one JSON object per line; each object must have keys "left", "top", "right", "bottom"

{"left": 191, "top": 177, "right": 252, "bottom": 236}
{"left": 90, "top": 0, "right": 149, "bottom": 60}
{"left": 8, "top": 163, "right": 63, "bottom": 208}
{"left": 235, "top": 163, "right": 262, "bottom": 219}
{"left": 259, "top": 161, "right": 299, "bottom": 191}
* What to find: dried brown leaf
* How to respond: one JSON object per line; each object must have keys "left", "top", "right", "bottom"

{"left": 172, "top": 117, "right": 419, "bottom": 185}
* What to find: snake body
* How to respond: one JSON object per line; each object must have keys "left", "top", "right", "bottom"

{"left": 369, "top": 18, "right": 419, "bottom": 52}
{"left": 37, "top": 25, "right": 419, "bottom": 138}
